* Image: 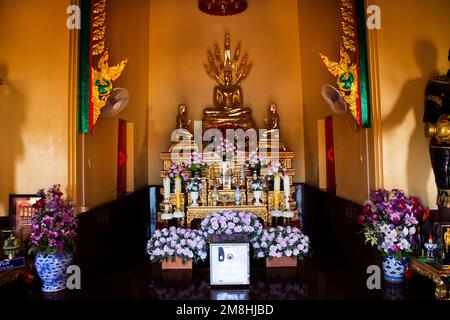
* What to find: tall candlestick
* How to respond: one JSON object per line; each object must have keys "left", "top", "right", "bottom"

{"left": 175, "top": 176, "right": 182, "bottom": 193}
{"left": 283, "top": 175, "right": 290, "bottom": 198}
{"left": 175, "top": 176, "right": 182, "bottom": 211}
{"left": 274, "top": 174, "right": 280, "bottom": 210}
{"left": 163, "top": 177, "right": 171, "bottom": 200}
{"left": 176, "top": 193, "right": 181, "bottom": 210}
{"left": 274, "top": 191, "right": 280, "bottom": 210}
{"left": 222, "top": 162, "right": 226, "bottom": 189}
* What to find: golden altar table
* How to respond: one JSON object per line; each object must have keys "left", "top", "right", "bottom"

{"left": 410, "top": 257, "right": 450, "bottom": 300}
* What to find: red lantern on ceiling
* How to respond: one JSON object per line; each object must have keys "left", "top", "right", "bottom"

{"left": 199, "top": 0, "right": 248, "bottom": 16}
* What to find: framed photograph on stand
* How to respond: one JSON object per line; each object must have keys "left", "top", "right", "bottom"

{"left": 8, "top": 194, "right": 40, "bottom": 241}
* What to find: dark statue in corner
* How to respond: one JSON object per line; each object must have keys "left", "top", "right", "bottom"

{"left": 424, "top": 48, "right": 450, "bottom": 222}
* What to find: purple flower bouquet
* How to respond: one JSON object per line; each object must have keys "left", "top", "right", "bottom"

{"left": 29, "top": 185, "right": 78, "bottom": 256}
{"left": 358, "top": 189, "right": 424, "bottom": 261}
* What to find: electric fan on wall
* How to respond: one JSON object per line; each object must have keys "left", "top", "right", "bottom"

{"left": 321, "top": 84, "right": 347, "bottom": 115}
{"left": 101, "top": 88, "right": 130, "bottom": 118}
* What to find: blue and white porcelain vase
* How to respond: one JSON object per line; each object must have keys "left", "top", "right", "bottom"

{"left": 35, "top": 253, "right": 73, "bottom": 292}
{"left": 382, "top": 255, "right": 408, "bottom": 284}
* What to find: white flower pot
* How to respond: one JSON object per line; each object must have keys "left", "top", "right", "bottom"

{"left": 253, "top": 190, "right": 263, "bottom": 205}
{"left": 190, "top": 192, "right": 199, "bottom": 207}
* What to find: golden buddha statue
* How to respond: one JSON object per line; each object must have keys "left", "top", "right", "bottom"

{"left": 176, "top": 104, "right": 192, "bottom": 130}
{"left": 169, "top": 104, "right": 198, "bottom": 153}
{"left": 259, "top": 103, "right": 287, "bottom": 151}
{"left": 444, "top": 227, "right": 450, "bottom": 257}
{"left": 203, "top": 33, "right": 255, "bottom": 130}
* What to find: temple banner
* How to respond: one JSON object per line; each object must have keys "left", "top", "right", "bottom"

{"left": 320, "top": 0, "right": 372, "bottom": 128}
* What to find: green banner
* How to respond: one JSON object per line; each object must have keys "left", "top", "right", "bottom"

{"left": 355, "top": 0, "right": 372, "bottom": 128}
{"left": 77, "top": 0, "right": 92, "bottom": 134}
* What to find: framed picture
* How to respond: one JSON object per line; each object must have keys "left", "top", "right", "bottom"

{"left": 434, "top": 223, "right": 450, "bottom": 267}
{"left": 8, "top": 194, "right": 40, "bottom": 240}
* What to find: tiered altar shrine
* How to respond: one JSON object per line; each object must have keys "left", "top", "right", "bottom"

{"left": 158, "top": 33, "right": 299, "bottom": 227}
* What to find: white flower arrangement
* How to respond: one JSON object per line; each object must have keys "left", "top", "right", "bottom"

{"left": 200, "top": 210, "right": 263, "bottom": 242}
{"left": 253, "top": 226, "right": 310, "bottom": 260}
{"left": 251, "top": 177, "right": 267, "bottom": 192}
{"left": 147, "top": 227, "right": 208, "bottom": 264}
{"left": 187, "top": 179, "right": 203, "bottom": 193}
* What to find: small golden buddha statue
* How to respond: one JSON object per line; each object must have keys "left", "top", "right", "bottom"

{"left": 444, "top": 227, "right": 450, "bottom": 257}
{"left": 177, "top": 104, "right": 191, "bottom": 130}
{"left": 264, "top": 103, "right": 280, "bottom": 130}
{"left": 203, "top": 33, "right": 255, "bottom": 130}
{"left": 170, "top": 104, "right": 198, "bottom": 153}
{"left": 259, "top": 103, "right": 287, "bottom": 151}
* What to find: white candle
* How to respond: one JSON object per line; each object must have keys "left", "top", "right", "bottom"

{"left": 175, "top": 176, "right": 182, "bottom": 193}
{"left": 283, "top": 175, "right": 290, "bottom": 198}
{"left": 163, "top": 177, "right": 171, "bottom": 200}
{"left": 274, "top": 174, "right": 281, "bottom": 192}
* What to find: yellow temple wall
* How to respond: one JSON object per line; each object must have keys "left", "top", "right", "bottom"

{"left": 0, "top": 1, "right": 70, "bottom": 216}
{"left": 298, "top": 0, "right": 372, "bottom": 204}
{"left": 376, "top": 0, "right": 450, "bottom": 209}
{"left": 85, "top": 0, "right": 150, "bottom": 208}
{"left": 148, "top": 0, "right": 306, "bottom": 185}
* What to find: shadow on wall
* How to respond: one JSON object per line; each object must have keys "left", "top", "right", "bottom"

{"left": 0, "top": 63, "right": 25, "bottom": 216}
{"left": 382, "top": 40, "right": 438, "bottom": 195}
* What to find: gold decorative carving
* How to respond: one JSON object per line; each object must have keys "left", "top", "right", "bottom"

{"left": 91, "top": 51, "right": 128, "bottom": 126}
{"left": 410, "top": 258, "right": 449, "bottom": 300}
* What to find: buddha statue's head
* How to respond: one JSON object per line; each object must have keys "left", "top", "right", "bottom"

{"left": 178, "top": 104, "right": 186, "bottom": 114}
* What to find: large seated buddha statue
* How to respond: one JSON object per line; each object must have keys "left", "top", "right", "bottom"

{"left": 203, "top": 33, "right": 255, "bottom": 130}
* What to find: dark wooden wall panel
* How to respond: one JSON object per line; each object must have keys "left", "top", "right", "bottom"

{"left": 74, "top": 187, "right": 150, "bottom": 278}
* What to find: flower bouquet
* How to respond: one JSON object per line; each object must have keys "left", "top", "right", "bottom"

{"left": 251, "top": 177, "right": 267, "bottom": 192}
{"left": 358, "top": 189, "right": 424, "bottom": 283}
{"left": 187, "top": 180, "right": 203, "bottom": 193}
{"left": 200, "top": 210, "right": 263, "bottom": 242}
{"left": 253, "top": 226, "right": 310, "bottom": 267}
{"left": 221, "top": 138, "right": 236, "bottom": 161}
{"left": 167, "top": 162, "right": 189, "bottom": 184}
{"left": 147, "top": 227, "right": 208, "bottom": 269}
{"left": 246, "top": 151, "right": 264, "bottom": 172}
{"left": 29, "top": 185, "right": 78, "bottom": 292}
{"left": 250, "top": 177, "right": 267, "bottom": 205}
{"left": 187, "top": 179, "right": 203, "bottom": 206}
{"left": 184, "top": 151, "right": 207, "bottom": 175}
{"left": 266, "top": 160, "right": 287, "bottom": 177}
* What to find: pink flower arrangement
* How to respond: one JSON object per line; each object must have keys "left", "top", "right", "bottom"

{"left": 29, "top": 185, "right": 78, "bottom": 256}
{"left": 246, "top": 151, "right": 264, "bottom": 171}
{"left": 200, "top": 210, "right": 263, "bottom": 241}
{"left": 266, "top": 160, "right": 287, "bottom": 177}
{"left": 358, "top": 189, "right": 424, "bottom": 260}
{"left": 167, "top": 162, "right": 189, "bottom": 182}
{"left": 253, "top": 226, "right": 310, "bottom": 260}
{"left": 184, "top": 151, "right": 207, "bottom": 172}
{"left": 221, "top": 138, "right": 236, "bottom": 160}
{"left": 147, "top": 227, "right": 208, "bottom": 264}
